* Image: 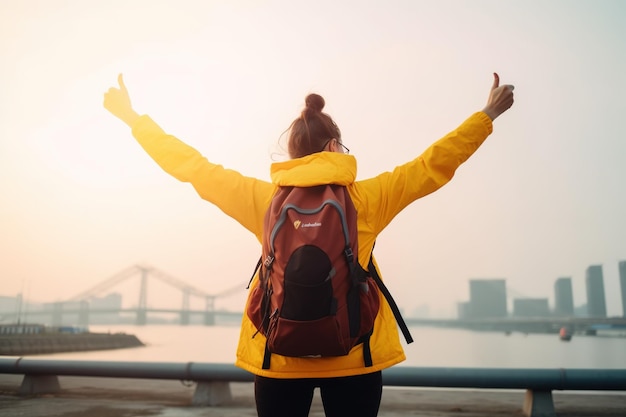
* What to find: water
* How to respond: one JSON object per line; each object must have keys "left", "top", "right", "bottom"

{"left": 33, "top": 324, "right": 626, "bottom": 369}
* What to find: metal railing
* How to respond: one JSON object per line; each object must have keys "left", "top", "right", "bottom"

{"left": 1, "top": 357, "right": 625, "bottom": 417}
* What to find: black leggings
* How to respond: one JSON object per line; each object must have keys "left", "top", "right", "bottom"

{"left": 254, "top": 371, "right": 382, "bottom": 417}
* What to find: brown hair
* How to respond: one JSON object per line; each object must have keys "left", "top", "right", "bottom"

{"left": 287, "top": 93, "right": 341, "bottom": 159}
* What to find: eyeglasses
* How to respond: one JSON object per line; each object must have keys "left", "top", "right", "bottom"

{"left": 337, "top": 141, "right": 350, "bottom": 154}
{"left": 321, "top": 139, "right": 350, "bottom": 155}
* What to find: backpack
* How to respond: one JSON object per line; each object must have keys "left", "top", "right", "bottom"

{"left": 246, "top": 184, "right": 413, "bottom": 369}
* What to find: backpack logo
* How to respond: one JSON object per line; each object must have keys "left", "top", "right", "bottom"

{"left": 246, "top": 184, "right": 381, "bottom": 369}
{"left": 300, "top": 221, "right": 321, "bottom": 228}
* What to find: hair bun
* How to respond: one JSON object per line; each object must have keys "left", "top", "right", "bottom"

{"left": 305, "top": 93, "right": 325, "bottom": 113}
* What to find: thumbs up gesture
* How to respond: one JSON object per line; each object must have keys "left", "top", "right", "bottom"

{"left": 482, "top": 73, "right": 515, "bottom": 121}
{"left": 103, "top": 74, "right": 139, "bottom": 126}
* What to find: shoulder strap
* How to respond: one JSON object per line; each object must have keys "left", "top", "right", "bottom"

{"left": 368, "top": 256, "right": 414, "bottom": 344}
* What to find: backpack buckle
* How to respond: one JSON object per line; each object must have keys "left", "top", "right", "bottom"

{"left": 264, "top": 255, "right": 275, "bottom": 268}
{"left": 344, "top": 247, "right": 354, "bottom": 263}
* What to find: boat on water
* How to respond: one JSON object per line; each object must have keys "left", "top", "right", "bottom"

{"left": 0, "top": 323, "right": 144, "bottom": 355}
{"left": 559, "top": 326, "right": 572, "bottom": 341}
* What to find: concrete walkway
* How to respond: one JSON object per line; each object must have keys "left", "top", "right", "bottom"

{"left": 1, "top": 373, "right": 625, "bottom": 416}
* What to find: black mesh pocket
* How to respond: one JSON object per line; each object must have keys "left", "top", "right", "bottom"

{"left": 282, "top": 245, "right": 334, "bottom": 321}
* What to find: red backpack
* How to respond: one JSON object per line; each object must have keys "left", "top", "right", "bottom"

{"left": 246, "top": 184, "right": 412, "bottom": 369}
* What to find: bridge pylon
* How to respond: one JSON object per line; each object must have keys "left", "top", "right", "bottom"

{"left": 180, "top": 289, "right": 191, "bottom": 325}
{"left": 204, "top": 296, "right": 216, "bottom": 326}
{"left": 78, "top": 301, "right": 89, "bottom": 328}
{"left": 136, "top": 267, "right": 148, "bottom": 326}
{"left": 52, "top": 302, "right": 63, "bottom": 327}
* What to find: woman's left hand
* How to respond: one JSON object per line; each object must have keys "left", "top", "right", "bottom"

{"left": 103, "top": 73, "right": 140, "bottom": 126}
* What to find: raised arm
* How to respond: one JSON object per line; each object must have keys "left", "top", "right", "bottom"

{"left": 102, "top": 74, "right": 274, "bottom": 239}
{"left": 356, "top": 73, "right": 515, "bottom": 234}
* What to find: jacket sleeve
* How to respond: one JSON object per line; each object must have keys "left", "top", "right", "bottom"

{"left": 130, "top": 115, "right": 274, "bottom": 238}
{"left": 355, "top": 111, "right": 493, "bottom": 234}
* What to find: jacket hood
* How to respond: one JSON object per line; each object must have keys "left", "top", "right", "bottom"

{"left": 270, "top": 152, "right": 357, "bottom": 186}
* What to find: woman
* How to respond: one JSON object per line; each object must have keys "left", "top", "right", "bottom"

{"left": 103, "top": 73, "right": 514, "bottom": 417}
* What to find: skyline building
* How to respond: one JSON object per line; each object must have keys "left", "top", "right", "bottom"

{"left": 4, "top": 261, "right": 626, "bottom": 320}
{"left": 513, "top": 298, "right": 550, "bottom": 317}
{"left": 618, "top": 261, "right": 626, "bottom": 317}
{"left": 468, "top": 279, "right": 507, "bottom": 318}
{"left": 585, "top": 265, "right": 607, "bottom": 318}
{"left": 554, "top": 277, "right": 574, "bottom": 316}
{"left": 457, "top": 301, "right": 470, "bottom": 319}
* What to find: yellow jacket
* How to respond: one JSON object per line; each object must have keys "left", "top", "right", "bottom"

{"left": 131, "top": 111, "right": 493, "bottom": 378}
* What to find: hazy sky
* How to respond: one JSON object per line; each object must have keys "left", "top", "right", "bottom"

{"left": 1, "top": 0, "right": 625, "bottom": 318}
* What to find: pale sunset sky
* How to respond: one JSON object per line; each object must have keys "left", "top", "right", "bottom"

{"left": 1, "top": 0, "right": 625, "bottom": 317}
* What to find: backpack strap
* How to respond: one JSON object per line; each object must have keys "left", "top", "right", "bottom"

{"left": 246, "top": 256, "right": 262, "bottom": 289}
{"left": 360, "top": 331, "right": 373, "bottom": 367}
{"left": 368, "top": 256, "right": 414, "bottom": 344}
{"left": 262, "top": 342, "right": 272, "bottom": 369}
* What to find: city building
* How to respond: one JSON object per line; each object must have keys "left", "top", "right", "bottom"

{"left": 619, "top": 261, "right": 626, "bottom": 317}
{"left": 0, "top": 295, "right": 19, "bottom": 315}
{"left": 512, "top": 298, "right": 550, "bottom": 317}
{"left": 457, "top": 301, "right": 471, "bottom": 319}
{"left": 468, "top": 279, "right": 507, "bottom": 318}
{"left": 585, "top": 265, "right": 607, "bottom": 318}
{"left": 554, "top": 277, "right": 574, "bottom": 316}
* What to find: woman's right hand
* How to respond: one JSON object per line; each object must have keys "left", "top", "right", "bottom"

{"left": 482, "top": 73, "right": 515, "bottom": 121}
{"left": 103, "top": 73, "right": 140, "bottom": 126}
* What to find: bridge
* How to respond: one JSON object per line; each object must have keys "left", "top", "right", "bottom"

{"left": 3, "top": 265, "right": 248, "bottom": 327}
{"left": 4, "top": 265, "right": 625, "bottom": 333}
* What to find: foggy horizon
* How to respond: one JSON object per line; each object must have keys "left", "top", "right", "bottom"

{"left": 2, "top": 259, "right": 624, "bottom": 320}
{"left": 1, "top": 1, "right": 625, "bottom": 319}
